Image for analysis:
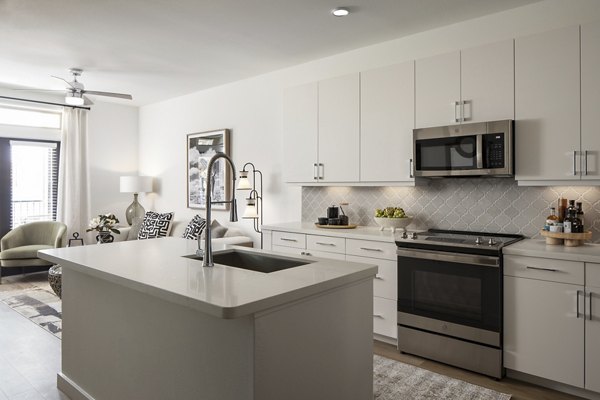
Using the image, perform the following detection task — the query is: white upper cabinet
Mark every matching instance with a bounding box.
[515,25,581,181]
[318,73,360,182]
[282,82,318,182]
[461,39,514,123]
[415,51,461,128]
[416,40,514,129]
[581,21,600,180]
[360,62,415,182]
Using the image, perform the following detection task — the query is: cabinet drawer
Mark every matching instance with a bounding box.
[346,239,397,260]
[272,245,304,256]
[304,249,346,261]
[504,255,584,285]
[306,234,345,254]
[347,255,396,300]
[272,231,306,249]
[373,297,397,339]
[587,263,600,288]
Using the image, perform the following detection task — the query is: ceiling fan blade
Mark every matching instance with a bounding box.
[83,95,94,106]
[51,75,75,89]
[12,89,65,92]
[84,90,132,100]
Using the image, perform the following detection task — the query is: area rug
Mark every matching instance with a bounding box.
[1,287,62,339]
[374,355,511,400]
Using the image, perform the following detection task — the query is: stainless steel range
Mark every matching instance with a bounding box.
[395,229,523,378]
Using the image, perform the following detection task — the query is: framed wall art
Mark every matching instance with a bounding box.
[186,129,230,210]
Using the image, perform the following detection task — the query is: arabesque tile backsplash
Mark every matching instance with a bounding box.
[302,179,600,242]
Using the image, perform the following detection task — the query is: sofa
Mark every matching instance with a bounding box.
[113,220,254,247]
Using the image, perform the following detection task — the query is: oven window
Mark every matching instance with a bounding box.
[416,136,476,170]
[414,271,482,321]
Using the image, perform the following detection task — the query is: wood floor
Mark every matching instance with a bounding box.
[374,340,583,400]
[0,272,586,400]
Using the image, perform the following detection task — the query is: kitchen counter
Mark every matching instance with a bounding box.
[504,238,600,263]
[38,238,376,400]
[262,221,412,243]
[39,237,376,319]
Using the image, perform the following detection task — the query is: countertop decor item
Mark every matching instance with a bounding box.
[86,214,120,244]
[540,229,592,247]
[67,232,84,247]
[315,224,357,229]
[187,129,231,210]
[120,176,153,225]
[374,217,413,233]
[237,162,264,248]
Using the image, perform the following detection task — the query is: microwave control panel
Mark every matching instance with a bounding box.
[483,133,505,169]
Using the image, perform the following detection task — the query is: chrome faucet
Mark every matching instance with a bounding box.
[196,152,238,267]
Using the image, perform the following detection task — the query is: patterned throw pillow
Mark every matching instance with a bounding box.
[182,215,207,240]
[137,211,174,240]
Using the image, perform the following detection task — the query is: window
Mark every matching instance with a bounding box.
[0,139,60,236]
[10,141,59,228]
[0,105,62,129]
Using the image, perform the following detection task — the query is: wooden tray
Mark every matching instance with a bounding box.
[540,230,592,247]
[315,224,357,229]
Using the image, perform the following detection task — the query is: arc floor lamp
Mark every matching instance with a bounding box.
[237,163,263,248]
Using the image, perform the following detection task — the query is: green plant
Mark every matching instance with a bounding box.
[375,207,406,218]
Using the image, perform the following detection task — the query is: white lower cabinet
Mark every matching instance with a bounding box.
[268,229,398,342]
[504,275,585,387]
[586,263,600,392]
[503,254,600,392]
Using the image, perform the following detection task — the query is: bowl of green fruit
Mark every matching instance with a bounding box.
[374,207,413,232]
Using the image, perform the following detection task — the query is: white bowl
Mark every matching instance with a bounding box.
[374,217,413,232]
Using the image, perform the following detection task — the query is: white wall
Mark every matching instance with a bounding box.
[139,0,600,246]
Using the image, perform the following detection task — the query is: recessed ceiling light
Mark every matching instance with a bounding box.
[331,7,350,17]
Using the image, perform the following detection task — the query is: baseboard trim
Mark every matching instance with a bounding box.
[374,333,397,346]
[506,369,600,400]
[57,372,96,400]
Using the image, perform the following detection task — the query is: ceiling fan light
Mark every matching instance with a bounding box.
[65,94,84,106]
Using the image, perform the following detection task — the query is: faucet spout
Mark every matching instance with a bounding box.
[197,152,237,267]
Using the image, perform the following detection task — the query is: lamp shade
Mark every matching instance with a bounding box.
[120,176,153,193]
[243,198,259,219]
[237,171,252,190]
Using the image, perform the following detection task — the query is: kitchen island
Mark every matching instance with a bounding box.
[39,238,377,400]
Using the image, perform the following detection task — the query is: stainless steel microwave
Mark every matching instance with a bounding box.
[413,120,514,177]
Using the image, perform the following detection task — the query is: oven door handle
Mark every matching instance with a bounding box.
[396,248,499,267]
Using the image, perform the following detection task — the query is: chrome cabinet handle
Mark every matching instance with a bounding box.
[318,163,324,180]
[577,290,582,319]
[453,101,460,123]
[574,150,578,176]
[313,163,318,180]
[585,150,589,176]
[374,275,383,280]
[360,247,383,252]
[526,266,558,272]
[409,159,414,179]
[462,100,470,122]
[280,238,297,242]
[589,292,593,321]
[373,314,384,319]
[301,251,312,256]
[315,242,336,246]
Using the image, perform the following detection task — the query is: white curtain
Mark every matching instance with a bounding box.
[57,108,91,241]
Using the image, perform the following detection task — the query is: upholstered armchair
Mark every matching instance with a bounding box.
[0,221,67,284]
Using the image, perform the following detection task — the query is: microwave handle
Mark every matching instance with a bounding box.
[476,135,483,169]
[409,159,414,178]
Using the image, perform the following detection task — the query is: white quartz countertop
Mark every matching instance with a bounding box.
[504,239,600,263]
[39,238,377,319]
[262,221,410,243]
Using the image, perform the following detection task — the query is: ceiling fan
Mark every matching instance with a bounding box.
[52,68,133,106]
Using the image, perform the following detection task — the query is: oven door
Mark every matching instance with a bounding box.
[397,248,501,341]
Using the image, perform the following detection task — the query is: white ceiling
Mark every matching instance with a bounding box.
[0,0,540,106]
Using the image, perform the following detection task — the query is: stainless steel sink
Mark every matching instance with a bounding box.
[183,249,312,273]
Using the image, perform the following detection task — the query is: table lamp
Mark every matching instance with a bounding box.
[120,176,153,225]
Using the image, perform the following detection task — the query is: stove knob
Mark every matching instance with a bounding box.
[401,231,408,239]
[411,232,418,240]
[475,237,483,245]
[488,238,497,246]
